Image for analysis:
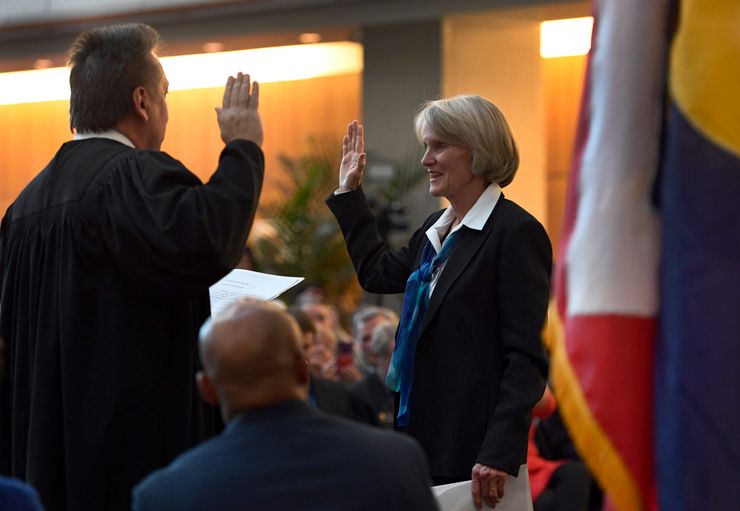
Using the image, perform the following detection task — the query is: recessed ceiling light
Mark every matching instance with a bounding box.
[201,42,224,53]
[299,33,321,44]
[540,17,594,58]
[33,59,54,69]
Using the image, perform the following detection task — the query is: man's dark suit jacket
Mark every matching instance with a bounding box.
[327,188,551,479]
[132,400,439,511]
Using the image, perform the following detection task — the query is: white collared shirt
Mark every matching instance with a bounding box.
[73,130,135,149]
[424,183,502,295]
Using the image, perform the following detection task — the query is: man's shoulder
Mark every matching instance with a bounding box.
[310,416,435,505]
[133,410,435,511]
[315,410,420,453]
[132,432,228,506]
[5,140,130,221]
[62,138,197,182]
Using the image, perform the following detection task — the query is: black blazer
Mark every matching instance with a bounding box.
[132,401,439,511]
[327,188,551,478]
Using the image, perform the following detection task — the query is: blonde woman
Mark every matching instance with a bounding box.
[328,95,551,509]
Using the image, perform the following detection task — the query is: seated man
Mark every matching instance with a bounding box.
[287,306,354,419]
[132,299,438,511]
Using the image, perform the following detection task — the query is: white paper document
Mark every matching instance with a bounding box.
[209,269,304,317]
[432,465,532,511]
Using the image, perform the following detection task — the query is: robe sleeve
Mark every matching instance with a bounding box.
[88,139,264,296]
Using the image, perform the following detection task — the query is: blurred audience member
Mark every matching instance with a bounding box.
[327,304,353,345]
[235,246,257,271]
[288,306,330,377]
[288,307,353,420]
[528,387,591,511]
[299,302,338,352]
[293,285,326,307]
[299,301,333,338]
[297,297,361,383]
[352,306,399,373]
[350,323,396,428]
[133,299,439,511]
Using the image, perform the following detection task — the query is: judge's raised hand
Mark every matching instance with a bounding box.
[337,120,366,192]
[216,72,264,146]
[471,463,508,509]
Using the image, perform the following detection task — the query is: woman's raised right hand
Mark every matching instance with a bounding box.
[337,120,366,192]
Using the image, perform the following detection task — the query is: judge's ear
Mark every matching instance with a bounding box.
[131,86,149,122]
[196,371,219,406]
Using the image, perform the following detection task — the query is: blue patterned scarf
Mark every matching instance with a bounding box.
[386,230,460,427]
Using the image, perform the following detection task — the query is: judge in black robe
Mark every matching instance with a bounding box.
[0,136,263,510]
[0,25,266,509]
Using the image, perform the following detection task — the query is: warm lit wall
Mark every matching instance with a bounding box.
[0,100,71,215]
[443,13,548,226]
[542,55,587,253]
[163,73,361,206]
[0,72,360,216]
[442,8,587,254]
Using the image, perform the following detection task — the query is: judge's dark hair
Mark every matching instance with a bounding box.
[68,23,160,133]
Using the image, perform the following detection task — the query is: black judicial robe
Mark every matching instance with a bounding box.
[0,137,264,511]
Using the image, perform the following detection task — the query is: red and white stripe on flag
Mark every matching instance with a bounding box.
[549,0,668,510]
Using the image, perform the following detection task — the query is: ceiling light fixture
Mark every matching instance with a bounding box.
[540,17,594,58]
[0,41,363,106]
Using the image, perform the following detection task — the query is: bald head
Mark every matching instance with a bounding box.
[198,299,308,420]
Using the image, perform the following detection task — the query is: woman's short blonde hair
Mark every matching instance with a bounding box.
[414,95,519,187]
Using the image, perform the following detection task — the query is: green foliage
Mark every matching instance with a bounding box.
[252,137,359,310]
[375,151,427,205]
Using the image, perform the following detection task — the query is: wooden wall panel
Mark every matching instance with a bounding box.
[0,72,360,216]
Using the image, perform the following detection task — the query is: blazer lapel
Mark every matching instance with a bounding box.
[418,221,492,339]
